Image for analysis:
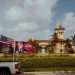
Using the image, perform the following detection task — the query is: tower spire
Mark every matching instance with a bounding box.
[54,20,65,39]
[56,20,62,29]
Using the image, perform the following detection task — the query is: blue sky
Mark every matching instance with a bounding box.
[55,0,75,20]
[0,0,75,41]
[56,0,75,38]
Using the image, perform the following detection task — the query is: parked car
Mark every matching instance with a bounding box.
[0,61,21,75]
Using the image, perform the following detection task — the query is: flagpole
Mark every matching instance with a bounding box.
[18,42,20,53]
[13,40,15,62]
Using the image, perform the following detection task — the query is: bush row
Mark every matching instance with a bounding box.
[1,55,75,71]
[20,57,75,68]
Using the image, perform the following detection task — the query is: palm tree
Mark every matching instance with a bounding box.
[52,32,58,40]
[65,38,74,53]
[71,34,75,46]
[31,40,39,53]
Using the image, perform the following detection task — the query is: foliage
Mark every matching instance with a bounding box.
[71,34,75,45]
[1,55,75,71]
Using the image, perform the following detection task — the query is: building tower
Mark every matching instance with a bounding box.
[54,24,65,53]
[55,25,65,39]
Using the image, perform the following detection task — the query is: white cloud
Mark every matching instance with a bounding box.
[15,22,39,31]
[1,0,58,40]
[62,12,75,38]
[31,29,51,40]
[24,0,58,21]
[0,25,3,32]
[22,29,52,41]
[5,6,24,21]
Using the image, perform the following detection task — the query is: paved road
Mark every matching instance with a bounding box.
[22,71,75,75]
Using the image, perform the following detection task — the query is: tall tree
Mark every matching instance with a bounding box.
[71,34,75,46]
[65,38,74,53]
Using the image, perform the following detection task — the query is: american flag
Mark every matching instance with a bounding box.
[18,41,23,52]
[0,35,15,47]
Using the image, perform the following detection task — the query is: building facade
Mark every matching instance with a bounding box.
[0,25,74,54]
[29,24,74,54]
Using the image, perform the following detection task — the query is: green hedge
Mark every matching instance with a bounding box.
[0,55,75,71]
[21,57,75,68]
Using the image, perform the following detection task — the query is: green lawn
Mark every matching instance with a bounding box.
[0,54,75,71]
